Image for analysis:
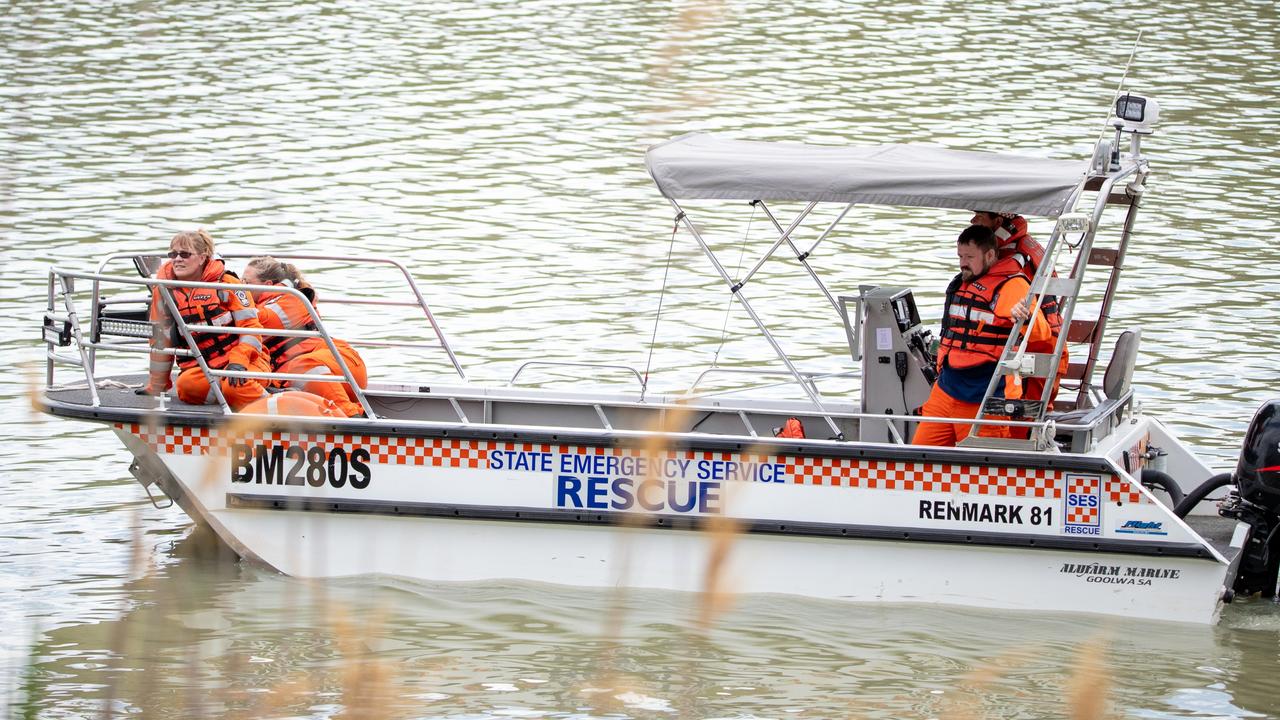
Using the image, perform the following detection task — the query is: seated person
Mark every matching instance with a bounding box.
[139,229,270,409]
[242,256,369,418]
[911,224,1050,447]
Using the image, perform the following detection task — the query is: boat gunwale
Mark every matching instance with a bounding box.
[43,391,1127,474]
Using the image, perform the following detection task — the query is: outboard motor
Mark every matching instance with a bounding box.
[1220,400,1280,599]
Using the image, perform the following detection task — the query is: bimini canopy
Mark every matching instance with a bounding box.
[645,133,1089,218]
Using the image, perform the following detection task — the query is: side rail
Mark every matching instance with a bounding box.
[92,252,468,382]
[43,269,376,418]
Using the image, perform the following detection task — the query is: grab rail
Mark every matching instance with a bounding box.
[45,270,376,417]
[93,252,467,381]
[507,361,646,390]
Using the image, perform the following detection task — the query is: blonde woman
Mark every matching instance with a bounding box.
[139,229,270,409]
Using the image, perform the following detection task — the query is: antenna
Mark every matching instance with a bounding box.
[1091,31,1143,174]
[1098,30,1143,139]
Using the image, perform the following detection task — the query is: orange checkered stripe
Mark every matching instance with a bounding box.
[530,444,773,464]
[113,424,1149,502]
[1066,475,1100,525]
[119,423,218,455]
[115,423,486,469]
[787,457,1063,498]
[1104,476,1144,504]
[785,457,1148,504]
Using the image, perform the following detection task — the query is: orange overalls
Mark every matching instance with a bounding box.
[255,288,368,417]
[997,216,1068,411]
[911,257,1051,447]
[146,259,270,410]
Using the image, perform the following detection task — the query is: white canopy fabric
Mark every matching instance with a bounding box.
[645,133,1089,218]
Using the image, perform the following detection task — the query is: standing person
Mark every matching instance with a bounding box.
[242,256,369,418]
[911,225,1051,447]
[138,229,270,409]
[970,210,1068,410]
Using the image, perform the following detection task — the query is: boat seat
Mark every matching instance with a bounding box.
[133,254,165,277]
[1050,328,1140,451]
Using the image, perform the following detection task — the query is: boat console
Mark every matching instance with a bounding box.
[842,287,935,442]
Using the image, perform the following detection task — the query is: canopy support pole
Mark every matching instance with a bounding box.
[734,201,818,291]
[756,201,853,318]
[665,198,845,440]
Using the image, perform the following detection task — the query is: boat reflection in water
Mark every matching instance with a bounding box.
[14,525,1277,718]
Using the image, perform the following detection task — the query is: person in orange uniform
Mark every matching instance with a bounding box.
[970,210,1068,410]
[137,229,270,409]
[911,225,1051,447]
[242,256,369,418]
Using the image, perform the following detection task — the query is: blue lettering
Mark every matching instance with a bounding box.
[1067,493,1098,508]
[699,481,721,513]
[491,450,553,472]
[668,481,697,512]
[586,476,608,509]
[557,475,583,508]
[611,477,635,510]
[638,479,665,511]
[556,474,726,515]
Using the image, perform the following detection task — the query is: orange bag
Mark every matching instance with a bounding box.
[775,417,806,439]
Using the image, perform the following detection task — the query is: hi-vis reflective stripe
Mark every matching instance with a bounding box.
[231,308,258,321]
[239,336,263,350]
[948,307,995,324]
[262,303,291,329]
[112,423,1149,505]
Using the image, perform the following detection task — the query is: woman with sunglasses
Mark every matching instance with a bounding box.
[242,256,369,417]
[138,229,272,409]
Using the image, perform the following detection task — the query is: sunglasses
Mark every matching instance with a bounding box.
[167,250,197,259]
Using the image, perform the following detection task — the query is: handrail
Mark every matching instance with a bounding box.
[92,251,467,381]
[684,366,857,396]
[45,269,376,417]
[508,361,646,390]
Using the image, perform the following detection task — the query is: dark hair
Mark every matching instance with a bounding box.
[957,224,997,252]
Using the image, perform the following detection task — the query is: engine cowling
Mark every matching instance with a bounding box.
[1235,399,1280,514]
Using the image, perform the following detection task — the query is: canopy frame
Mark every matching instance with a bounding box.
[646,133,1142,447]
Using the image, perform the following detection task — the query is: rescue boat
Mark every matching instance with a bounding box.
[38,93,1280,624]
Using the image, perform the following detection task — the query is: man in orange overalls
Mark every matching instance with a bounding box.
[911,225,1051,447]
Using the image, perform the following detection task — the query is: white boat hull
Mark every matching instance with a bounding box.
[112,418,1231,624]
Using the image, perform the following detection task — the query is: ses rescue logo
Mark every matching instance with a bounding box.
[1063,473,1102,535]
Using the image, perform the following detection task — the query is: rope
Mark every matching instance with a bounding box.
[711,202,756,367]
[1093,30,1143,146]
[641,213,683,401]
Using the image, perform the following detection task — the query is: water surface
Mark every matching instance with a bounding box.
[3,1,1279,717]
